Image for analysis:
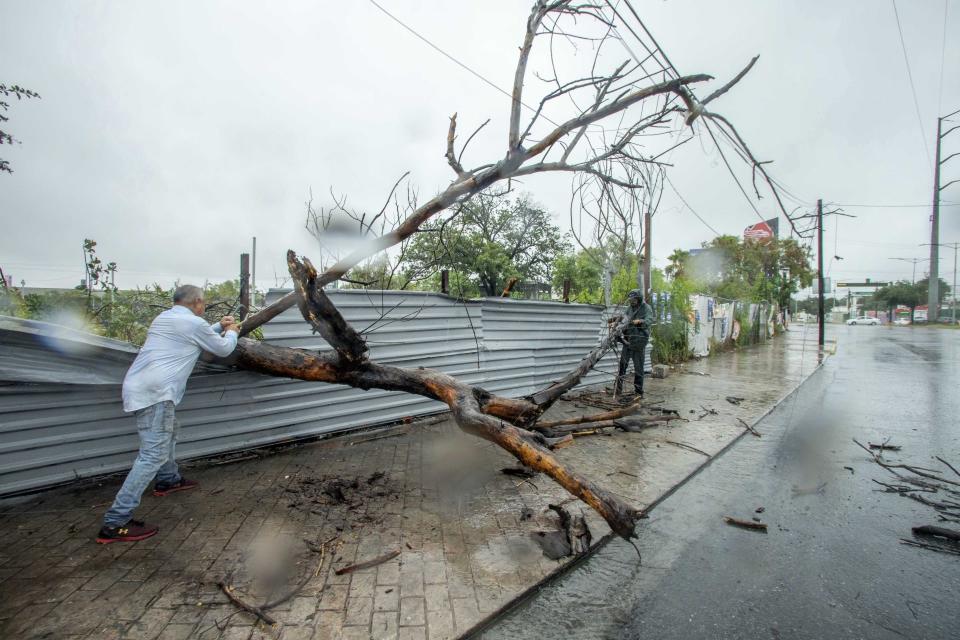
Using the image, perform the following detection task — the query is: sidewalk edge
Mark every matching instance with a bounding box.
[460,358,825,639]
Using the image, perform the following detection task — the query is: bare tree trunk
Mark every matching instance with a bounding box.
[220,0,765,539]
[233,253,640,538]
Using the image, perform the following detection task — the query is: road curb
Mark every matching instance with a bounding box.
[461,355,827,639]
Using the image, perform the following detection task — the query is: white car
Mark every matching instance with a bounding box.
[893,318,911,326]
[846,316,880,326]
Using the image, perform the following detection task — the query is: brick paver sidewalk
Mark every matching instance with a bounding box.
[0,330,820,639]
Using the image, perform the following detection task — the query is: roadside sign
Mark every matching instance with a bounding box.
[836,281,888,288]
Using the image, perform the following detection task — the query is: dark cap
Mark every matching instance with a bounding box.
[627,289,643,299]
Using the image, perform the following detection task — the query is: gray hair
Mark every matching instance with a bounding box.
[173,284,204,305]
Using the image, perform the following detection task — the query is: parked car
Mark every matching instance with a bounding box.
[893,318,911,326]
[846,316,880,326]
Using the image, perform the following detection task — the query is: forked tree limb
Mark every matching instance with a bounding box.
[229,0,765,539]
[237,74,715,338]
[524,313,630,413]
[234,253,642,539]
[287,251,368,367]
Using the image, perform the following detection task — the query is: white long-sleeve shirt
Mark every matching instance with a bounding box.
[121,305,238,412]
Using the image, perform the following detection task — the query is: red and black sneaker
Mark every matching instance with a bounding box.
[96,519,158,544]
[153,477,199,497]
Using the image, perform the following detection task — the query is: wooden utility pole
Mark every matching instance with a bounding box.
[817,198,825,351]
[643,210,652,300]
[239,253,251,320]
[440,269,449,295]
[928,108,960,320]
[251,237,257,308]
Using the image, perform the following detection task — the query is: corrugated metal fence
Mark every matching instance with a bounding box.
[0,291,624,496]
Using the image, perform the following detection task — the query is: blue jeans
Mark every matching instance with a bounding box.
[103,401,182,527]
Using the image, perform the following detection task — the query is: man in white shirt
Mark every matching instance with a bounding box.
[97,284,239,543]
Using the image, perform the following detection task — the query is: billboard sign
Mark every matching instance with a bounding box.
[744,217,779,242]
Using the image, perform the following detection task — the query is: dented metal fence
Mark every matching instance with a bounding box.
[0,291,619,496]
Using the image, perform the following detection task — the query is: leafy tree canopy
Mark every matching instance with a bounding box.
[403,192,569,297]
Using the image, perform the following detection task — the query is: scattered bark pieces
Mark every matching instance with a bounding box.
[532,504,593,559]
[725,396,745,406]
[755,506,765,513]
[723,516,768,533]
[217,582,277,626]
[549,503,592,555]
[334,549,400,576]
[547,435,575,449]
[869,443,902,451]
[843,466,855,474]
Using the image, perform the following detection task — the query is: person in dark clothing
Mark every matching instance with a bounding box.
[615,289,653,397]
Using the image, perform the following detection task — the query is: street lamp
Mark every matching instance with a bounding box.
[921,242,959,324]
[888,257,929,284]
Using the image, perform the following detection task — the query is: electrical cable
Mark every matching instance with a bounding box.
[366,0,562,129]
[938,0,950,112]
[664,174,722,236]
[891,0,934,168]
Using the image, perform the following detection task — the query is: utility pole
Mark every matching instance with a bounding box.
[923,242,959,324]
[888,257,927,284]
[251,237,257,308]
[928,108,960,321]
[817,198,825,351]
[239,253,251,320]
[643,210,652,301]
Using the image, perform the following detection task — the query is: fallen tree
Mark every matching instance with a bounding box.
[229,0,761,539]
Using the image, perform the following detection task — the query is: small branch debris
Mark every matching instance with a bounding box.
[899,538,960,556]
[723,516,768,533]
[725,396,745,406]
[869,442,902,452]
[911,525,960,542]
[501,466,537,479]
[217,582,277,626]
[663,440,711,458]
[736,417,761,437]
[334,550,400,576]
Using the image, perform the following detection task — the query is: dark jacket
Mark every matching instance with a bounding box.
[622,301,653,348]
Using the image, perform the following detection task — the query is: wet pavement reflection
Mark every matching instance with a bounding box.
[477,325,960,640]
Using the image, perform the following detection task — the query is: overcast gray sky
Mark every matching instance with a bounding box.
[1,0,958,298]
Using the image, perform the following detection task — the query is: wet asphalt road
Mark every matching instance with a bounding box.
[478,325,960,640]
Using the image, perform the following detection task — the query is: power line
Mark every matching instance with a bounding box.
[830,201,959,208]
[664,174,721,236]
[938,0,950,112]
[891,0,933,168]
[365,0,561,128]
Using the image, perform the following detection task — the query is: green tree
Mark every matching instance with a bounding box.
[404,192,569,297]
[675,235,813,306]
[1,84,41,174]
[875,278,950,320]
[551,248,604,303]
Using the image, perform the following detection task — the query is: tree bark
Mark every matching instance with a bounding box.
[232,253,641,539]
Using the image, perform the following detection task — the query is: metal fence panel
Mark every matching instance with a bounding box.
[0,291,621,496]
